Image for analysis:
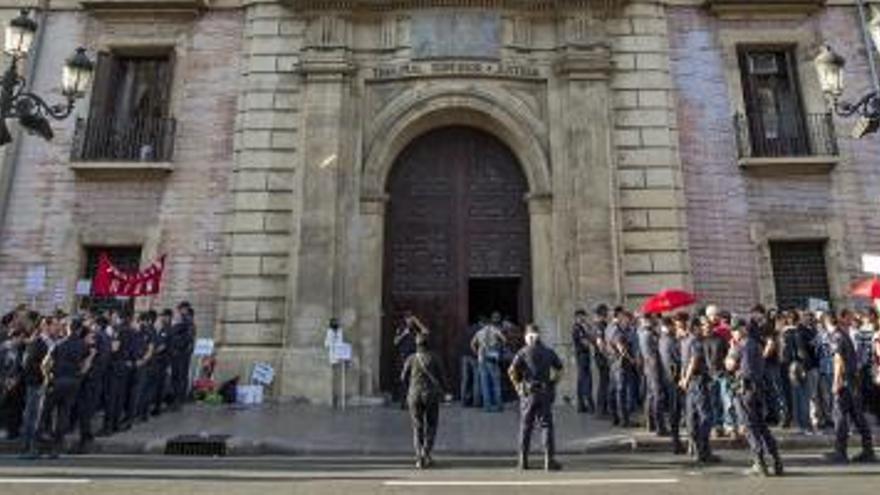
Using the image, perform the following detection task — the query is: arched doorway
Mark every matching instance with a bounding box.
[380,126,532,394]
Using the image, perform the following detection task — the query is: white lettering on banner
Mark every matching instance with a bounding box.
[369,61,543,81]
[863,254,880,274]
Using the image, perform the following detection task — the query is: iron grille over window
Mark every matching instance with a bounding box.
[769,240,831,310]
[735,46,837,159]
[71,51,175,162]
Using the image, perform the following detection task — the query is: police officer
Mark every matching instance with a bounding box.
[126,312,155,425]
[148,309,172,416]
[508,324,563,471]
[0,326,26,440]
[726,319,783,476]
[609,307,636,427]
[74,317,109,452]
[592,305,611,417]
[40,318,94,458]
[679,318,720,465]
[639,313,666,435]
[823,312,876,464]
[400,333,447,469]
[169,302,195,411]
[100,312,133,435]
[659,315,685,454]
[571,309,595,414]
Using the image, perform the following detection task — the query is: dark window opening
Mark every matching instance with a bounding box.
[80,245,142,315]
[769,240,831,311]
[72,50,176,162]
[735,46,835,159]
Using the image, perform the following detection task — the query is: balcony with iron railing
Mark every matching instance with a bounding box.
[70,115,176,174]
[733,112,839,173]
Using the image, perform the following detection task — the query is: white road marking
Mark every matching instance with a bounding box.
[383,478,680,487]
[0,478,92,484]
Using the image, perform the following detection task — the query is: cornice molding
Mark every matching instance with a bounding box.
[287,0,627,15]
[79,0,209,18]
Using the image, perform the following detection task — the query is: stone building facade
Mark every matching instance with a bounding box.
[0,0,875,403]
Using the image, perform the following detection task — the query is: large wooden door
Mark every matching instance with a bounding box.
[381,126,531,393]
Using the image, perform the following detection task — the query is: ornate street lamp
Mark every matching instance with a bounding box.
[813,2,880,138]
[0,10,94,145]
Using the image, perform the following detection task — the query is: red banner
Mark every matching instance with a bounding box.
[92,253,166,297]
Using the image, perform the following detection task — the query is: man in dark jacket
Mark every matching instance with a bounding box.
[169,302,195,411]
[0,327,26,440]
[400,333,447,469]
[39,318,94,458]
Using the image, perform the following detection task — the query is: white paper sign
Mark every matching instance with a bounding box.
[808,298,830,312]
[331,342,353,362]
[193,338,214,357]
[863,254,880,274]
[251,362,275,386]
[25,265,46,295]
[75,279,92,296]
[52,279,67,307]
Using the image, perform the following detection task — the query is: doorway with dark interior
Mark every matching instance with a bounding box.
[468,276,524,401]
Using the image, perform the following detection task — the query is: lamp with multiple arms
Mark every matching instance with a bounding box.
[813,6,880,138]
[0,9,94,145]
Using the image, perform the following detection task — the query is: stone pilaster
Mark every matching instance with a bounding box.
[217,1,304,392]
[279,12,355,402]
[610,0,692,305]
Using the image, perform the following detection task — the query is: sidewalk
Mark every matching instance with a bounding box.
[5,402,875,456]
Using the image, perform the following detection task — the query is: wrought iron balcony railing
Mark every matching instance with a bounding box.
[734,112,838,159]
[71,116,176,162]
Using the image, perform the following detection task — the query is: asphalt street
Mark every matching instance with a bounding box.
[0,450,877,494]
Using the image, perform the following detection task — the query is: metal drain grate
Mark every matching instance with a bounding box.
[164,435,229,456]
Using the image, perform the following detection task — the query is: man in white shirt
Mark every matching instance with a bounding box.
[324,318,344,407]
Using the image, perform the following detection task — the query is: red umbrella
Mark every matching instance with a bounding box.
[852,277,880,300]
[641,289,698,314]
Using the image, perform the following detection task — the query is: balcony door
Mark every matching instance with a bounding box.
[739,47,808,157]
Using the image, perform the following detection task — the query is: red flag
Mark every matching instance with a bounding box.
[640,289,698,314]
[92,253,166,297]
[852,277,880,300]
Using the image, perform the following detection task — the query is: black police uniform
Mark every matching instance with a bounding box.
[169,316,195,409]
[829,328,875,461]
[659,329,684,453]
[0,337,25,438]
[42,336,89,456]
[730,328,782,474]
[75,329,109,447]
[509,339,563,470]
[609,322,634,426]
[571,322,595,413]
[127,324,154,422]
[400,345,447,467]
[103,325,132,433]
[148,322,171,415]
[593,319,611,417]
[681,332,714,462]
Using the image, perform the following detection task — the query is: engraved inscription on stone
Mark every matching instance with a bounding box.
[411,12,501,60]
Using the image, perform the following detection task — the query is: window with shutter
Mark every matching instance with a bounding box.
[769,240,831,311]
[738,46,809,157]
[75,49,176,163]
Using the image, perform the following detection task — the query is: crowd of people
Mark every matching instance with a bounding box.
[394,302,880,472]
[0,301,196,458]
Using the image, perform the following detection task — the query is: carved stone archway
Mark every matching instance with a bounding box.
[354,86,555,395]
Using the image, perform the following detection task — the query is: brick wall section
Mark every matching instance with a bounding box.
[218,3,303,346]
[667,8,756,310]
[611,0,692,304]
[0,10,242,333]
[670,6,880,310]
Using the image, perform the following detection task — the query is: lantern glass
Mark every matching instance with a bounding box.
[4,10,36,56]
[814,45,845,98]
[61,48,94,98]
